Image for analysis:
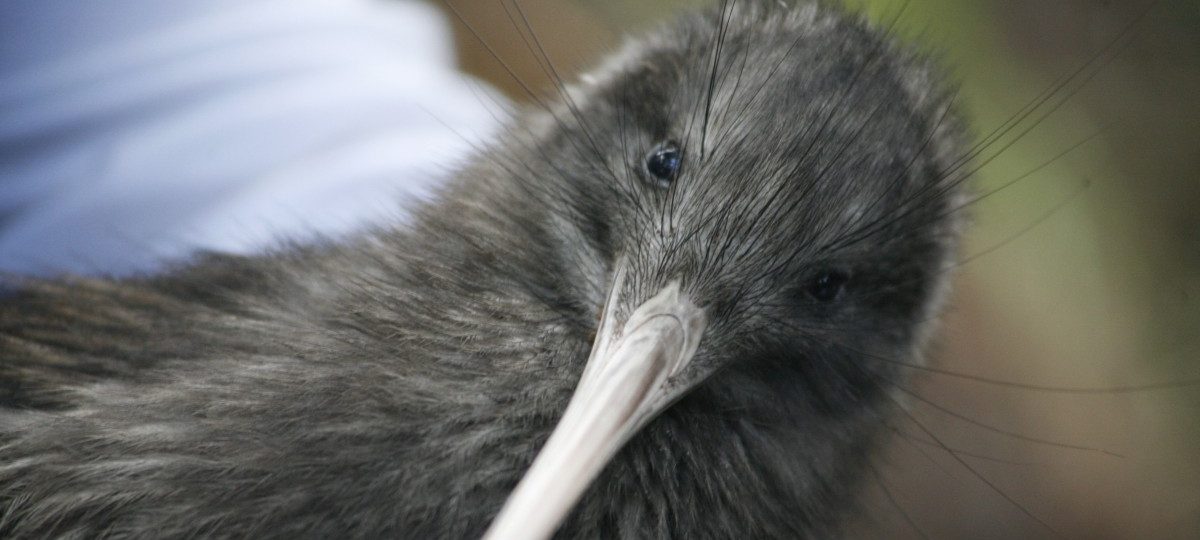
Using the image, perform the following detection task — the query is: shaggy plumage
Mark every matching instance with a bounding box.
[0,1,967,537]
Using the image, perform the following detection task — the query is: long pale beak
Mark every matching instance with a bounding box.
[482,273,707,540]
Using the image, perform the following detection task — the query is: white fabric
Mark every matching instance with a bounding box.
[0,0,506,276]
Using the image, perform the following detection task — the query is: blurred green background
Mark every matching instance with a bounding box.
[438,0,1200,537]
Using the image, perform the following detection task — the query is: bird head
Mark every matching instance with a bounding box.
[481,3,966,537]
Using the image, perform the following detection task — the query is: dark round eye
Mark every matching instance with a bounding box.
[644,142,682,188]
[806,270,850,303]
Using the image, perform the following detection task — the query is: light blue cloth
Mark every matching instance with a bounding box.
[0,0,505,276]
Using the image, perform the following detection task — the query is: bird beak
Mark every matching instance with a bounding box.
[483,268,708,540]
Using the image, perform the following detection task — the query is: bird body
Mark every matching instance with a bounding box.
[0,2,966,537]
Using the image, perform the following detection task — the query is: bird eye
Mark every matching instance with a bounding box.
[806,270,850,303]
[644,141,682,188]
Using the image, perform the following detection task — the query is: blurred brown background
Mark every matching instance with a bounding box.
[437,0,1200,537]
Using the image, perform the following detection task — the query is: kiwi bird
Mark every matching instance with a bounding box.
[0,1,967,538]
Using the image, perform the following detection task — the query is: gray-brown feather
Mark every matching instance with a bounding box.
[0,2,967,538]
